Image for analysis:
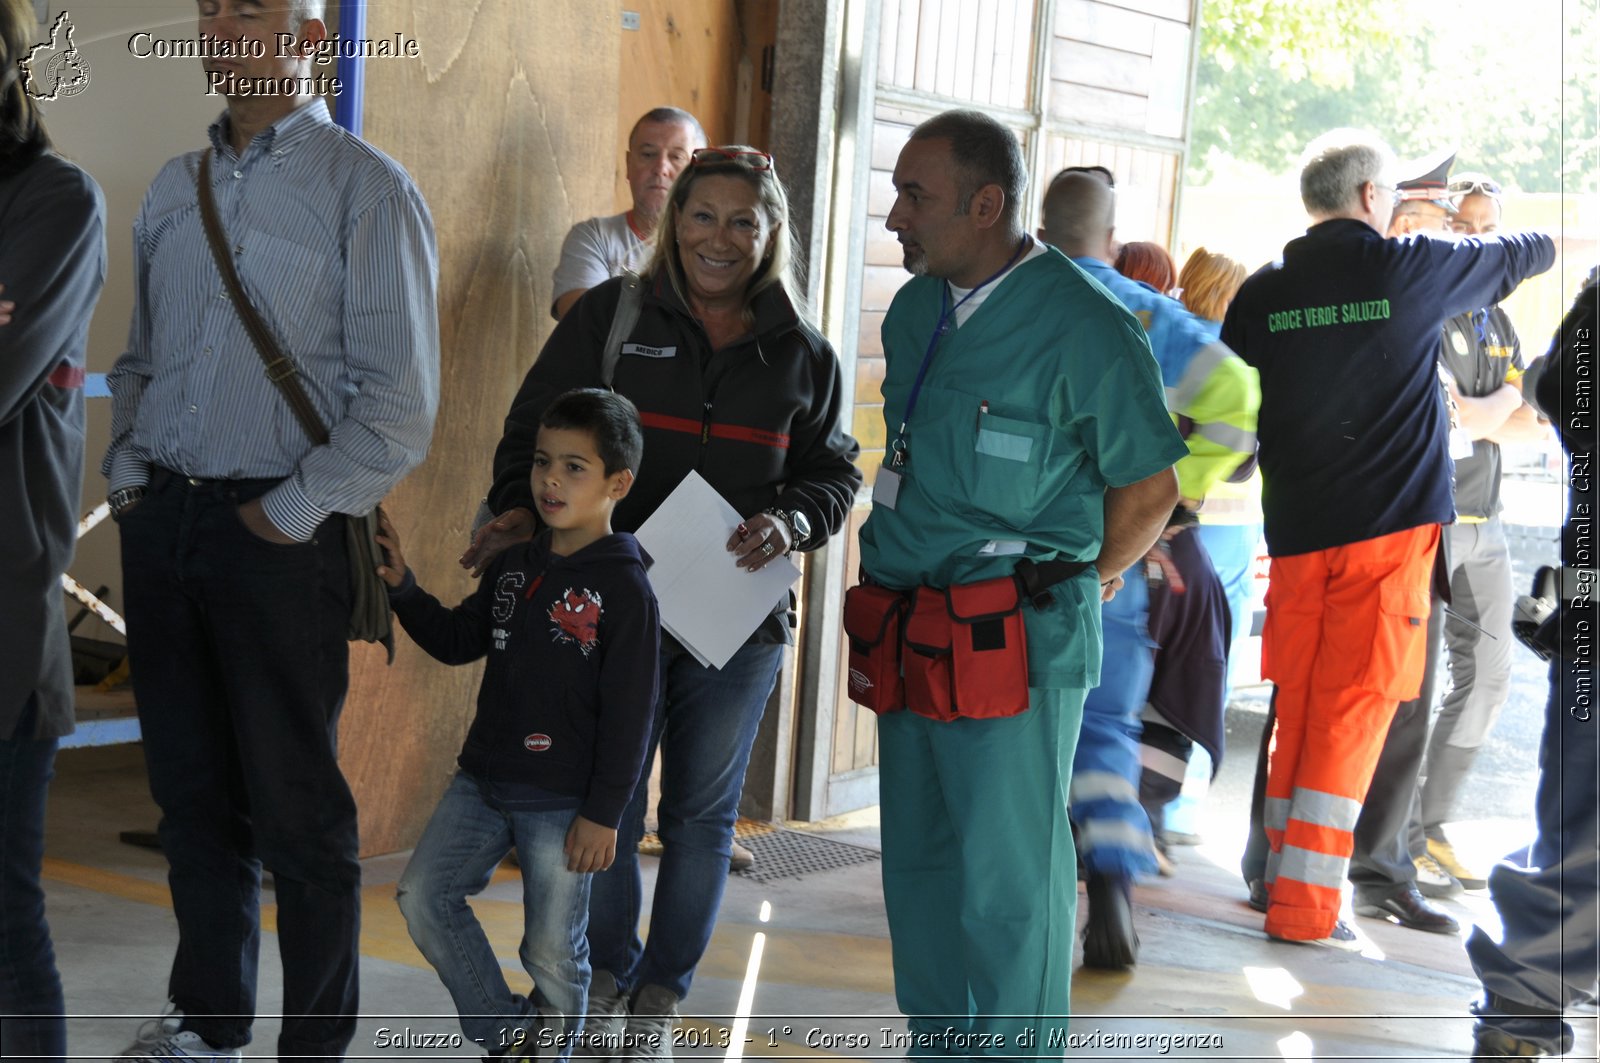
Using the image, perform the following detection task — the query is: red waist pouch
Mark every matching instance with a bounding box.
[945,575,1030,718]
[842,583,908,715]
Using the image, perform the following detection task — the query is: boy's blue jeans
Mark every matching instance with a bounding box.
[398,772,592,1058]
[586,641,785,1000]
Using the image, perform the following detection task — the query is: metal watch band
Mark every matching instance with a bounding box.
[108,486,146,518]
[763,507,802,554]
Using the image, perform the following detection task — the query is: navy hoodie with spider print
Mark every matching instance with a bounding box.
[388,530,659,828]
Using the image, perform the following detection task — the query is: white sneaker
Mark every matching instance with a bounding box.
[577,971,628,1057]
[114,1030,241,1063]
[624,985,679,1061]
[116,1006,183,1058]
[1414,853,1465,899]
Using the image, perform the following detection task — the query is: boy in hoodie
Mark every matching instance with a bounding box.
[381,388,660,1058]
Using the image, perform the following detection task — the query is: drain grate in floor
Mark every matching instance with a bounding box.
[639,823,880,884]
[733,827,880,884]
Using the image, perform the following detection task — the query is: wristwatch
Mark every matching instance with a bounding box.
[108,485,146,520]
[764,507,812,554]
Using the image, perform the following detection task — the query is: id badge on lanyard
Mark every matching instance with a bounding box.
[875,238,1029,512]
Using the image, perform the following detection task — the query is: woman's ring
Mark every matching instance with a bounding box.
[760,541,776,558]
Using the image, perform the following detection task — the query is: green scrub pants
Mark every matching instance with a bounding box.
[878,686,1085,1060]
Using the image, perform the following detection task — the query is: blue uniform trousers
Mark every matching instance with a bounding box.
[1069,569,1158,878]
[1466,654,1598,1053]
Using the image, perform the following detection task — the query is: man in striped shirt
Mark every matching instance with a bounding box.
[102,2,439,1060]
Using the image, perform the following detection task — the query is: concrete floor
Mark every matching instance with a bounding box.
[40,741,1599,1061]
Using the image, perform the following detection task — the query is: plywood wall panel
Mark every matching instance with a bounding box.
[614,0,778,209]
[343,0,621,856]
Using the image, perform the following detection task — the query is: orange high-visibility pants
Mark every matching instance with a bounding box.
[1259,523,1440,940]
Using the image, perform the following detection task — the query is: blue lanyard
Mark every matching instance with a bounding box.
[889,237,1030,468]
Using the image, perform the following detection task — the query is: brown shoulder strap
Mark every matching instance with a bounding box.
[195,150,330,447]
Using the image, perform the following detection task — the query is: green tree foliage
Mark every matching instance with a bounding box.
[1197,0,1391,88]
[1189,0,1596,194]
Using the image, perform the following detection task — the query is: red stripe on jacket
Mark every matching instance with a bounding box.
[638,410,790,450]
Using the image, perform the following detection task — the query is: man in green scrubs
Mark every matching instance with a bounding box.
[859,109,1184,1058]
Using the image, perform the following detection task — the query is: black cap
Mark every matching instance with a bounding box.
[1397,149,1458,213]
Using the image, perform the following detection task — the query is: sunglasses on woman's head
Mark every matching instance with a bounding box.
[691,148,773,171]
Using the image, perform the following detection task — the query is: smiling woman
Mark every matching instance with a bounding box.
[649,146,795,340]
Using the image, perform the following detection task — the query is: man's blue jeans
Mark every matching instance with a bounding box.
[586,641,784,1000]
[398,772,591,1057]
[1,696,64,1063]
[118,472,360,1060]
[1466,653,1599,1053]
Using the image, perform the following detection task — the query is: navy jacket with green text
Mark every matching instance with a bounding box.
[1221,219,1553,557]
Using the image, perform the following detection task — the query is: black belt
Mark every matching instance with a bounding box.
[863,555,1093,610]
[150,466,282,491]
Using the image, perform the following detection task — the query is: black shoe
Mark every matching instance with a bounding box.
[1081,874,1139,969]
[1472,1026,1550,1059]
[1246,878,1269,913]
[1353,885,1459,934]
[1470,993,1576,1059]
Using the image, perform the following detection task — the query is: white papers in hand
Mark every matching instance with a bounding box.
[633,471,800,670]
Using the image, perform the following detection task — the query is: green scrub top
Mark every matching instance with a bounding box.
[859,248,1187,689]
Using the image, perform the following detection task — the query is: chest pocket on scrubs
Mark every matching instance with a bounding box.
[959,396,1053,526]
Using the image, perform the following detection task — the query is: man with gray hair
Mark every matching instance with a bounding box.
[1220,129,1552,949]
[104,1,439,1058]
[549,106,703,320]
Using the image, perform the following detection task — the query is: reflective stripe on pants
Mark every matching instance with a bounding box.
[1259,523,1440,940]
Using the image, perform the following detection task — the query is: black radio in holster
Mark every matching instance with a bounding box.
[1513,566,1596,662]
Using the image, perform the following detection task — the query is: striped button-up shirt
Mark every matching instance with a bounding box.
[103,100,440,541]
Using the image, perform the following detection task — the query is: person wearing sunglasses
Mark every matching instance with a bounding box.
[550,107,704,322]
[467,145,860,1058]
[1404,171,1550,896]
[1219,129,1554,951]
